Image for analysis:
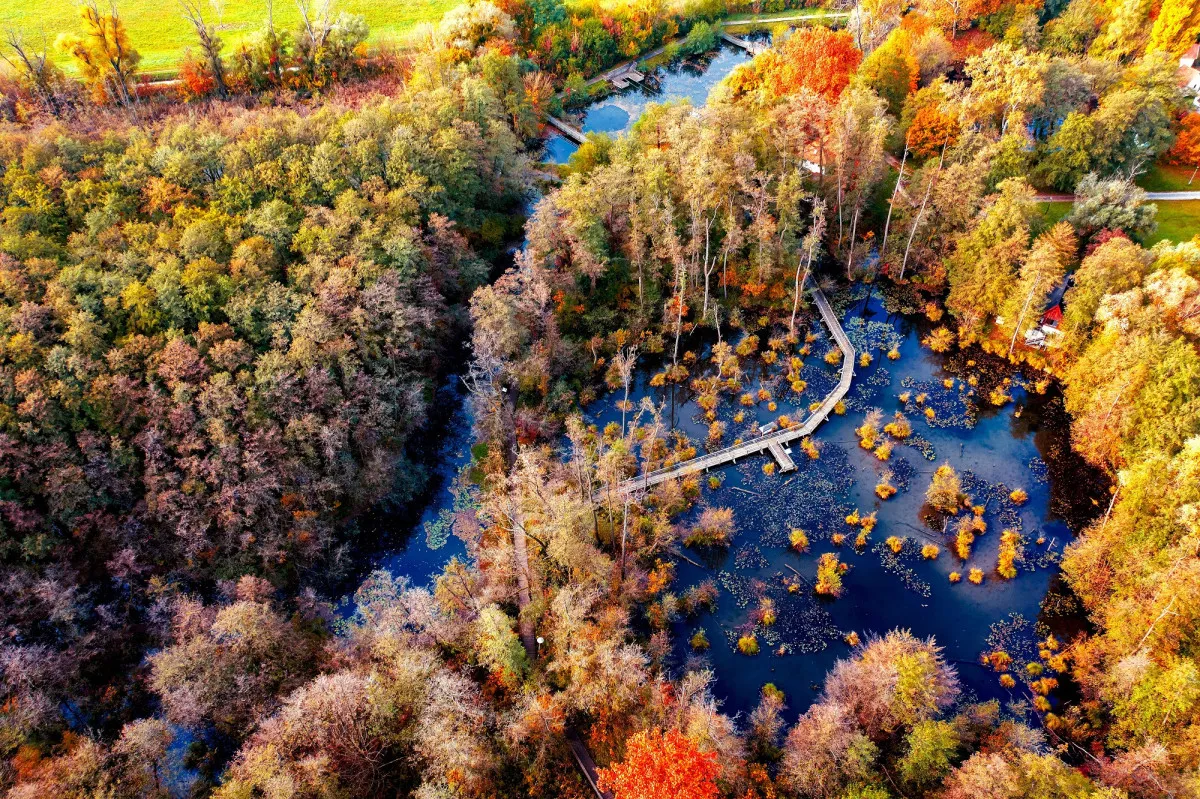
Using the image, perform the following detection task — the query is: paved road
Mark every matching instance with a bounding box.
[724,10,852,23]
[1035,191,1200,202]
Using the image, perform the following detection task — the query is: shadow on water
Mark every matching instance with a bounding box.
[582,285,1107,721]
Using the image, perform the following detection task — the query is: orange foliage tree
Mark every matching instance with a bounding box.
[738,27,862,104]
[906,104,960,158]
[597,729,720,799]
[1167,112,1200,183]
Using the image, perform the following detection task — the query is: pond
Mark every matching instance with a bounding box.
[543,40,758,163]
[581,285,1105,721]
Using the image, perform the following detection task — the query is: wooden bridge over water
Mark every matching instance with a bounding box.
[719,31,769,54]
[545,27,768,147]
[613,286,854,496]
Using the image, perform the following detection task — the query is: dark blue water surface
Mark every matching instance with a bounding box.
[581,287,1099,720]
[372,381,474,586]
[544,42,756,163]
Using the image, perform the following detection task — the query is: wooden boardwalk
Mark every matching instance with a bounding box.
[567,732,614,799]
[614,286,854,495]
[546,115,587,144]
[720,31,768,54]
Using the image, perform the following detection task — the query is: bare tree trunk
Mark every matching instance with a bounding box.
[671,262,686,366]
[619,496,631,580]
[900,141,948,280]
[790,254,812,337]
[1007,280,1039,358]
[510,518,538,659]
[846,206,859,279]
[701,220,713,321]
[837,168,845,243]
[182,0,229,99]
[880,145,907,262]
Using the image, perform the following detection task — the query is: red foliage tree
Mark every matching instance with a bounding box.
[597,729,720,799]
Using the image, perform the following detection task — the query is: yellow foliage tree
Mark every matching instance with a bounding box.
[1147,0,1200,57]
[56,0,140,106]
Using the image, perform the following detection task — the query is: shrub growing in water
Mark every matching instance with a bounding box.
[997,529,1022,579]
[815,553,846,597]
[685,507,737,548]
[926,464,962,512]
[790,528,810,552]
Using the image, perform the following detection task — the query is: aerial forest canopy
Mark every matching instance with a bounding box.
[0,40,529,780]
[3,0,1200,797]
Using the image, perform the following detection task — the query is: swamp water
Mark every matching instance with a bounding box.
[364,36,1103,723]
[582,285,1105,721]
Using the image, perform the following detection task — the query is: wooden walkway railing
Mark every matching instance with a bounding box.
[546,115,587,144]
[612,286,854,495]
[719,31,768,54]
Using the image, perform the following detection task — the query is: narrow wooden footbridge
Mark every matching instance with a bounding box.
[614,286,854,496]
[719,31,769,54]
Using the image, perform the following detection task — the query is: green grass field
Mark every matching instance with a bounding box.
[1038,200,1200,246]
[1136,163,1200,192]
[0,0,458,75]
[1146,199,1200,245]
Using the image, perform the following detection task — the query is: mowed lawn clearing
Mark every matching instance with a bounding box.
[0,0,458,75]
[1136,163,1200,192]
[1038,200,1200,246]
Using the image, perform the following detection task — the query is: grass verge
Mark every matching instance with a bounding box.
[0,0,457,75]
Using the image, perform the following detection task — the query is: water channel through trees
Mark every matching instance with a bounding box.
[364,38,1107,723]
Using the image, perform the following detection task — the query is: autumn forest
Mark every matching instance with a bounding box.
[2,0,1200,796]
